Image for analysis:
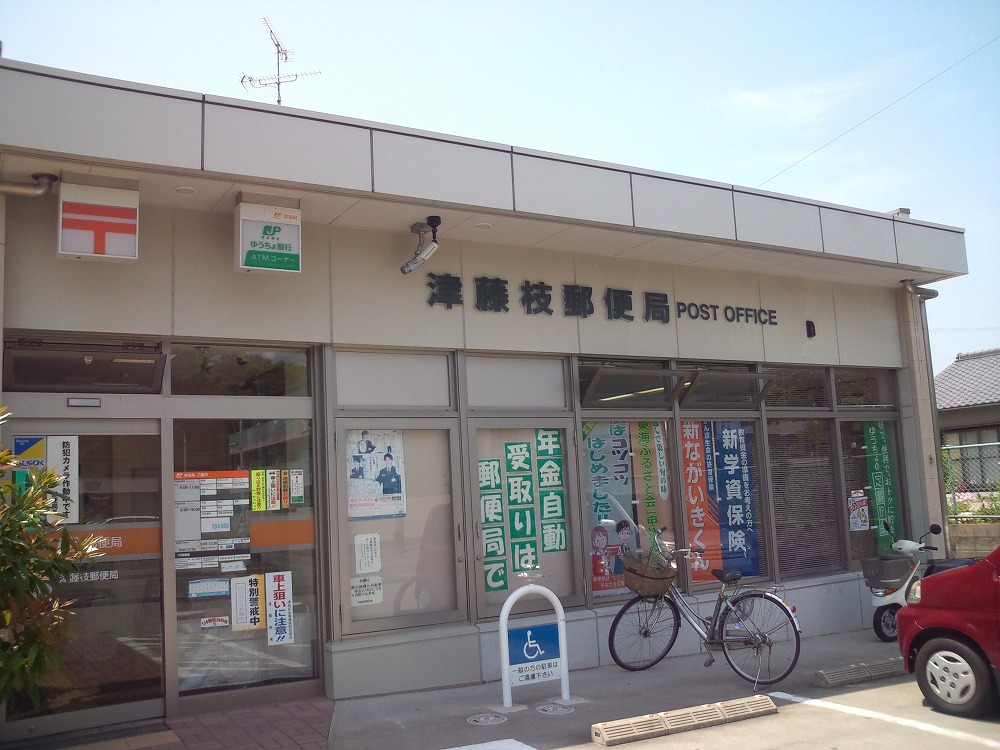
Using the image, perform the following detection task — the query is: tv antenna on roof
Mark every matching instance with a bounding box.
[240,18,320,106]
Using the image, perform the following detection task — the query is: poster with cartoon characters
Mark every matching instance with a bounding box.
[582,421,672,596]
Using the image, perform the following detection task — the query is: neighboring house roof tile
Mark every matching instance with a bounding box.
[935,348,1000,410]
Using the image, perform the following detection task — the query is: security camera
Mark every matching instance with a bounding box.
[400,256,424,275]
[416,240,438,261]
[401,216,442,274]
[400,240,439,274]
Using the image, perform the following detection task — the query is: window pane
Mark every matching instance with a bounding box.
[78,435,161,522]
[3,341,165,394]
[172,419,316,694]
[676,361,753,373]
[171,344,309,396]
[679,373,763,408]
[841,420,902,560]
[763,368,831,408]
[580,367,686,407]
[477,428,574,605]
[680,420,767,579]
[768,419,842,575]
[835,369,896,407]
[581,421,674,598]
[345,429,458,620]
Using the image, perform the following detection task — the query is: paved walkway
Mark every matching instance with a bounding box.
[21,697,335,750]
[8,629,906,750]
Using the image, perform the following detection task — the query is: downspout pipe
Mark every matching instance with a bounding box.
[0,173,59,198]
[901,279,939,300]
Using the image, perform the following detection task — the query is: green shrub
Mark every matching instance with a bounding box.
[0,408,101,707]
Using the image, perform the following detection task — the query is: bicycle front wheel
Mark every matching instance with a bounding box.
[721,591,800,685]
[609,595,680,671]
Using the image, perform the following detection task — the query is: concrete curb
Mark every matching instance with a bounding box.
[591,695,777,746]
[813,656,905,688]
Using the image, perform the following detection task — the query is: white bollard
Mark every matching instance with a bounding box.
[498,583,570,708]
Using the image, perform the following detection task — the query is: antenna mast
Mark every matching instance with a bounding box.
[240,18,320,106]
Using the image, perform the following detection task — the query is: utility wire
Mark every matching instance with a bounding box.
[757,34,1000,188]
[930,327,1000,333]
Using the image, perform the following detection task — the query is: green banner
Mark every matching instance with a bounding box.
[864,421,901,554]
[242,250,300,271]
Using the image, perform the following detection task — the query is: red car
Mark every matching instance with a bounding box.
[897,544,1000,717]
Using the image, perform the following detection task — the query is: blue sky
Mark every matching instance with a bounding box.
[2,0,997,374]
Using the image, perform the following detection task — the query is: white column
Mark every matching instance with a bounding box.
[896,285,947,536]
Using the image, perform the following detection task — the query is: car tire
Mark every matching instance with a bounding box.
[914,637,998,718]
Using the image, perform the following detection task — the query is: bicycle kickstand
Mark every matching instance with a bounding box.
[704,653,715,668]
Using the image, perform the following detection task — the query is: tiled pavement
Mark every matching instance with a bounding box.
[50,697,335,750]
[12,630,908,750]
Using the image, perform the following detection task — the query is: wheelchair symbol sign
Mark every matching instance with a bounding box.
[508,623,559,666]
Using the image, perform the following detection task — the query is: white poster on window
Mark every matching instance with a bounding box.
[265,571,295,645]
[347,429,406,520]
[351,575,384,606]
[355,533,382,574]
[231,574,266,631]
[848,490,871,532]
[45,436,79,523]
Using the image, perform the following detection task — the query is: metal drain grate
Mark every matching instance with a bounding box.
[591,695,777,746]
[536,702,575,715]
[466,712,509,725]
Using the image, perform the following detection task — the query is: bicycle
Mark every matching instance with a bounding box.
[608,527,802,686]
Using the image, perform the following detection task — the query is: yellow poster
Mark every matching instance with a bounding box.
[250,470,267,511]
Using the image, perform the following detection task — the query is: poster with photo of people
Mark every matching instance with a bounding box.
[347,429,406,520]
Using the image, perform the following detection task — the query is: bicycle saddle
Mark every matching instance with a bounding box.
[712,569,742,583]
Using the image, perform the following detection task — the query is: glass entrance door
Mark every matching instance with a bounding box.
[3,424,163,740]
[172,418,318,696]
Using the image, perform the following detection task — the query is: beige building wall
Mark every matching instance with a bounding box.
[3,195,905,368]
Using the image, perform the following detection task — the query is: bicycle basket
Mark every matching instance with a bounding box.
[861,555,913,589]
[622,548,677,597]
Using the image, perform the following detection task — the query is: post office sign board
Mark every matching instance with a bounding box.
[59,183,139,259]
[236,203,301,272]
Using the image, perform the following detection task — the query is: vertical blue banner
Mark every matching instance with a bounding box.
[714,421,760,576]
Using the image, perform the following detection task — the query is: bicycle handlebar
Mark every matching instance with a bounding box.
[644,526,702,562]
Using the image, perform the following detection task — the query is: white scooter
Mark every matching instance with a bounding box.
[863,522,941,642]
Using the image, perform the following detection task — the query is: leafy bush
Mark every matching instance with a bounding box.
[948,492,1000,523]
[0,409,101,707]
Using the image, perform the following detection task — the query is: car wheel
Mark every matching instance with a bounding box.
[872,604,900,642]
[914,637,998,718]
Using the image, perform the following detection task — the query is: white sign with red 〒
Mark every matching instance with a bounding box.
[59,183,139,259]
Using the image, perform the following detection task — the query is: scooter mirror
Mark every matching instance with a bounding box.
[929,523,942,534]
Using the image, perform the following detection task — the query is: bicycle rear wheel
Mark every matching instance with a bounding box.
[609,595,680,671]
[721,591,800,685]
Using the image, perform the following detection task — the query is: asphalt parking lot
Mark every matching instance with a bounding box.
[653,678,1000,750]
[329,630,1000,750]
